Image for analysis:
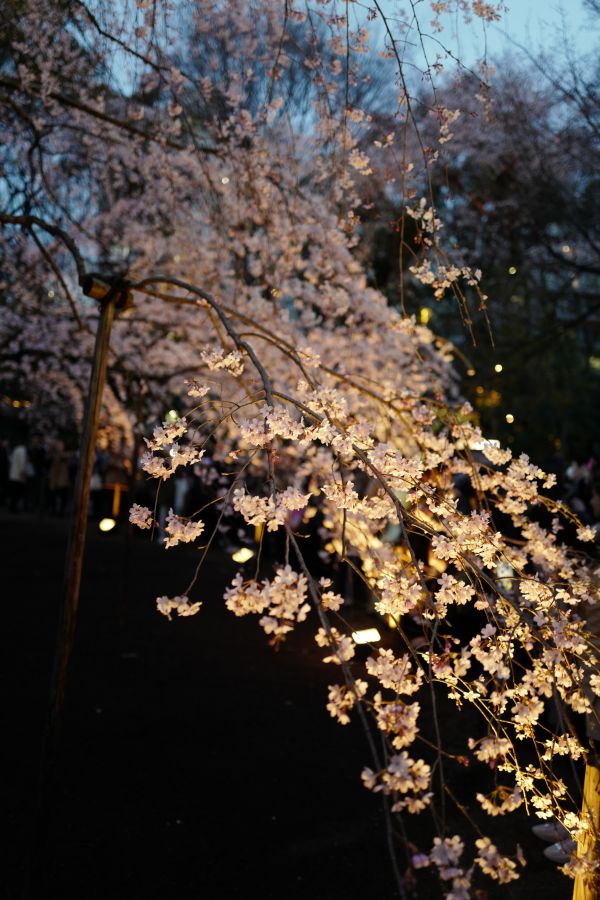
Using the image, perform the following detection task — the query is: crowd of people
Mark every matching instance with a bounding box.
[1,428,599,555]
[0,428,218,531]
[0,429,130,519]
[0,430,76,516]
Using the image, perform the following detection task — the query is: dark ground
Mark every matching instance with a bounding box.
[2,513,574,899]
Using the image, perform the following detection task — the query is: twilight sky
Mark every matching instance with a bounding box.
[366,0,598,67]
[460,0,598,63]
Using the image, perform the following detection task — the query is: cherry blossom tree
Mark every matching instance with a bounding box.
[2,2,600,898]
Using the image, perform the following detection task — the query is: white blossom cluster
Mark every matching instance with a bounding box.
[164,510,205,548]
[362,752,433,814]
[155,595,202,620]
[200,347,244,376]
[326,679,368,725]
[141,445,204,480]
[224,566,310,640]
[129,503,153,529]
[145,416,188,451]
[232,486,311,531]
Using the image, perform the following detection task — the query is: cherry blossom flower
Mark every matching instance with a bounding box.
[156,595,202,620]
[163,510,205,548]
[129,504,153,529]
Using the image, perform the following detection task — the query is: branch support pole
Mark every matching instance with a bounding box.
[573,754,600,900]
[27,275,130,895]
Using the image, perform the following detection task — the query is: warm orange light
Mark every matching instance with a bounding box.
[479,389,502,408]
[428,553,448,574]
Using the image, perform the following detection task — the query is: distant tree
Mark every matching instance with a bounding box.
[357,49,600,463]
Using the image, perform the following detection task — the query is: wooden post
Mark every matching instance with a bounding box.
[26,275,130,896]
[573,756,600,900]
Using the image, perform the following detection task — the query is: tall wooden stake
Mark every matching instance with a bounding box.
[26,276,129,897]
[573,756,600,900]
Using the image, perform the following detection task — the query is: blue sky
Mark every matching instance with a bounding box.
[366,1,599,67]
[455,0,598,63]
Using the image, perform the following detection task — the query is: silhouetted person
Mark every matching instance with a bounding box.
[47,438,70,515]
[8,434,29,512]
[0,438,9,507]
[26,432,47,512]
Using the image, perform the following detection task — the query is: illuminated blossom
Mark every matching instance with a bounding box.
[129,504,153,529]
[156,595,202,620]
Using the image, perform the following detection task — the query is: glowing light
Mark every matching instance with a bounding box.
[475,385,484,395]
[165,409,178,423]
[99,517,116,532]
[352,627,381,645]
[12,400,21,408]
[48,289,55,298]
[562,244,572,255]
[467,368,476,377]
[419,306,432,325]
[386,614,396,629]
[221,176,230,185]
[494,363,503,373]
[428,554,448,574]
[496,561,514,592]
[231,547,255,563]
[480,389,502,408]
[505,413,514,424]
[508,266,517,275]
[173,254,181,263]
[589,356,600,371]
